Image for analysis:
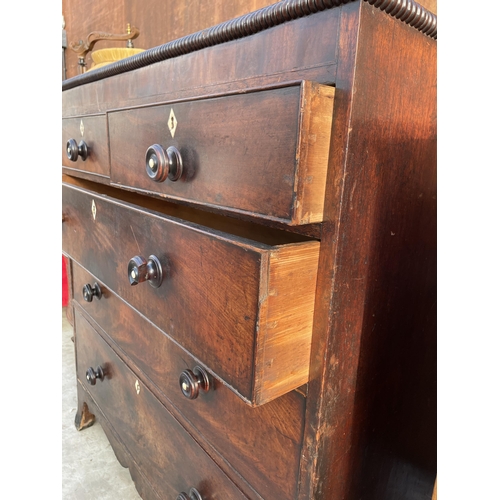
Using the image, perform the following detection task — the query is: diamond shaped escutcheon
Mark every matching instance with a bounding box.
[168,108,177,138]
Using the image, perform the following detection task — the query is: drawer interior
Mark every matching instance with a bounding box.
[63,174,315,246]
[63,175,320,405]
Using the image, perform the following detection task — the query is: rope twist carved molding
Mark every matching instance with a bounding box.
[62,0,436,91]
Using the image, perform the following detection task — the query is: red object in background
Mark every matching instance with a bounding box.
[62,255,69,307]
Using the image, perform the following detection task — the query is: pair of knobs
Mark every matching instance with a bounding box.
[82,280,211,400]
[65,138,183,184]
[84,361,210,401]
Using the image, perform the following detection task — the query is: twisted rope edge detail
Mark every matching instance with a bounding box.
[62,0,436,91]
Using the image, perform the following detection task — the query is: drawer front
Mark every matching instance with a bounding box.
[62,180,319,405]
[62,115,109,177]
[74,310,247,500]
[72,261,305,500]
[108,81,334,225]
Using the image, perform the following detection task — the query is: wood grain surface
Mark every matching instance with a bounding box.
[62,0,277,79]
[74,310,247,499]
[63,2,437,498]
[62,179,320,405]
[62,8,341,117]
[108,82,334,225]
[298,4,437,498]
[72,261,305,500]
[62,114,109,177]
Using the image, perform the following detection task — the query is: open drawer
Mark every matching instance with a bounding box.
[62,176,319,406]
[108,81,335,225]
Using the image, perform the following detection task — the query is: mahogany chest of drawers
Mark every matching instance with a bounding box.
[62,1,437,498]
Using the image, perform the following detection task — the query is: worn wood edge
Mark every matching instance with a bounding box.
[62,175,315,250]
[63,173,320,239]
[64,256,75,327]
[72,300,264,499]
[293,82,335,224]
[76,382,163,500]
[74,401,95,430]
[106,180,322,237]
[296,2,360,497]
[62,0,436,91]
[110,180,308,227]
[62,167,111,185]
[62,111,107,119]
[62,114,110,176]
[75,325,249,500]
[253,241,320,405]
[103,78,307,114]
[297,4,437,497]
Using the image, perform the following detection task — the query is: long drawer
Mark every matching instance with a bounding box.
[62,177,319,406]
[74,309,247,500]
[72,261,305,500]
[108,81,335,225]
[62,114,109,178]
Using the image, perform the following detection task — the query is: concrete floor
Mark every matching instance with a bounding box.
[62,307,141,499]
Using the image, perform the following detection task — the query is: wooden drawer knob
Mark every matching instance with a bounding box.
[179,366,211,400]
[86,366,105,385]
[66,138,88,161]
[177,488,203,500]
[127,255,163,288]
[82,282,102,302]
[145,144,183,182]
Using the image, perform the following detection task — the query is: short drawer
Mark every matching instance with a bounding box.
[62,178,319,406]
[74,310,247,500]
[108,81,335,225]
[62,114,109,177]
[72,261,305,500]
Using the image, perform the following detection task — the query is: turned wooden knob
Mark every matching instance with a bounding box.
[127,255,163,288]
[176,488,203,500]
[66,138,88,161]
[86,366,105,385]
[179,366,211,400]
[82,282,102,302]
[145,144,183,182]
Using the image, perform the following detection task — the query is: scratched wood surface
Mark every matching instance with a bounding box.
[62,8,342,117]
[254,243,320,405]
[62,178,320,405]
[108,82,334,225]
[297,4,437,498]
[74,310,248,500]
[63,2,437,498]
[62,115,109,177]
[74,382,164,500]
[72,261,305,499]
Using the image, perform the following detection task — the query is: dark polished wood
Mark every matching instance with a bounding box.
[62,8,343,117]
[63,2,436,498]
[62,0,436,87]
[62,179,319,405]
[62,114,109,176]
[74,310,248,500]
[63,255,74,326]
[298,3,437,499]
[72,261,305,500]
[75,382,163,500]
[108,81,334,225]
